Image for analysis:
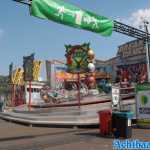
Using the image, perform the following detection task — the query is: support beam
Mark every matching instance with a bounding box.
[114,21,150,42]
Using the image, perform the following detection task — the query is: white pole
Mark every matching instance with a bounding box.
[144,21,150,82]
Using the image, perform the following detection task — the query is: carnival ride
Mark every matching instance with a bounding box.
[13,0,150,87]
[0,0,147,126]
[11,0,149,105]
[40,82,89,104]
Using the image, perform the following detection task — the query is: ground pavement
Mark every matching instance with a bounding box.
[0,119,150,150]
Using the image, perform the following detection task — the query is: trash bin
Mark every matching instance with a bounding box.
[112,111,133,138]
[98,109,112,135]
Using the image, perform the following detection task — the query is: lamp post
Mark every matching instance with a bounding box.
[143,21,150,82]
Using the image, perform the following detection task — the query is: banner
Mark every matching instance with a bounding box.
[33,60,42,81]
[45,60,52,86]
[31,0,114,36]
[12,68,24,85]
[136,83,150,119]
[9,62,13,83]
[111,86,120,110]
[23,54,34,81]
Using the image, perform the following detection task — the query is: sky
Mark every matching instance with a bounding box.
[0,0,150,76]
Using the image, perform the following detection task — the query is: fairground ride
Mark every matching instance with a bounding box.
[13,0,150,83]
[12,0,150,109]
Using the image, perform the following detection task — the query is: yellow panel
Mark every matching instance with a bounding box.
[33,61,42,81]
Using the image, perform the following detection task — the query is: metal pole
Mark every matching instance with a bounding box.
[11,84,15,106]
[13,85,16,106]
[77,73,80,109]
[28,81,32,111]
[144,21,150,82]
[11,84,13,106]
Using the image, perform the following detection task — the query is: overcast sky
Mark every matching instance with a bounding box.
[0,0,150,75]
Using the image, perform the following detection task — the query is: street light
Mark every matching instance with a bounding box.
[143,20,150,82]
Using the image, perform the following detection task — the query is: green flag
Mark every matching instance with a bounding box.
[31,0,114,36]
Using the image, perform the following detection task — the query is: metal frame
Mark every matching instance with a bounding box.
[114,21,150,82]
[114,21,150,41]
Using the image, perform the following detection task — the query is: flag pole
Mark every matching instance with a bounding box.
[77,72,81,109]
[28,80,32,111]
[143,21,150,82]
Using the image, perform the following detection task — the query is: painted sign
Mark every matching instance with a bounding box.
[112,86,120,109]
[12,68,24,85]
[45,60,52,86]
[9,62,13,83]
[23,54,34,81]
[136,83,150,119]
[33,60,42,81]
[117,40,145,58]
[65,43,93,73]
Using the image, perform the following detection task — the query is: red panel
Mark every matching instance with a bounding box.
[98,110,112,135]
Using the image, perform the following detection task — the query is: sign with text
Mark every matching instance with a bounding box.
[117,40,145,58]
[136,83,150,119]
[112,86,120,110]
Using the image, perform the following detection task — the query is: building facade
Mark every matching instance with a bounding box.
[116,39,147,83]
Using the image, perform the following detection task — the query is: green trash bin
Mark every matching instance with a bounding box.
[112,111,133,138]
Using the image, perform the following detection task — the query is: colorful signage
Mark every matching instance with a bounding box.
[31,0,113,36]
[136,83,150,119]
[23,54,34,81]
[33,60,42,81]
[65,43,94,73]
[112,86,120,110]
[12,68,24,85]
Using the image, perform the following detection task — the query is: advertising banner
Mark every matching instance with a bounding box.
[111,86,120,110]
[33,60,42,81]
[45,60,51,86]
[23,54,34,81]
[65,43,90,73]
[12,68,24,85]
[9,62,13,83]
[136,83,150,119]
[31,0,114,36]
